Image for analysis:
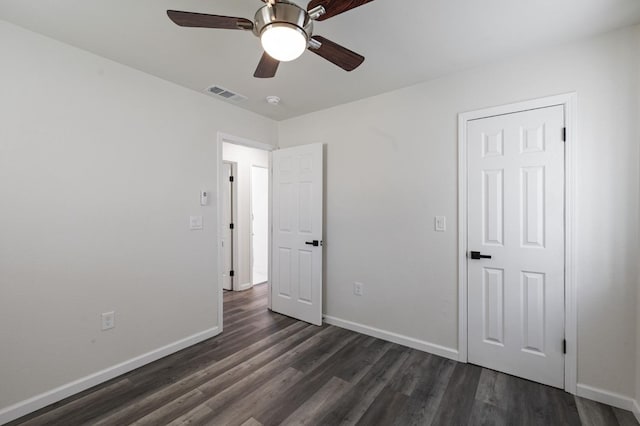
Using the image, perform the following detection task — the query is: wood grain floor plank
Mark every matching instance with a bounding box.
[280,376,351,426]
[614,407,640,426]
[391,353,456,426]
[207,367,305,425]
[254,334,371,425]
[546,386,582,426]
[131,323,319,425]
[15,379,132,426]
[11,285,637,426]
[315,345,410,425]
[197,326,344,398]
[430,362,482,425]
[92,321,310,425]
[94,316,298,424]
[334,337,393,384]
[387,348,433,396]
[356,384,409,426]
[241,418,264,426]
[196,327,359,423]
[576,397,622,426]
[467,398,508,426]
[163,397,213,426]
[503,374,561,425]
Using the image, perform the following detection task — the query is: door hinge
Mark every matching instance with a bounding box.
[562,127,567,142]
[229,223,234,230]
[563,339,567,354]
[229,176,234,182]
[230,270,235,277]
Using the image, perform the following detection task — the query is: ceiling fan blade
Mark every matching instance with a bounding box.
[307,0,374,21]
[308,36,364,71]
[167,10,253,30]
[254,52,280,78]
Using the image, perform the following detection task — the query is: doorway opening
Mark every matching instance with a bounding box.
[217,133,325,332]
[221,140,271,292]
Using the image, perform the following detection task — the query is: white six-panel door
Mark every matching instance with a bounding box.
[467,105,565,388]
[271,144,323,326]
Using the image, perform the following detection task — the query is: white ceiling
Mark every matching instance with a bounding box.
[2,0,640,120]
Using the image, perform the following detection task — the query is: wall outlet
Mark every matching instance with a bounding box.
[101,311,115,331]
[354,282,364,296]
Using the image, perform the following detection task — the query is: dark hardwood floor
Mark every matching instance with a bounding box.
[10,284,639,426]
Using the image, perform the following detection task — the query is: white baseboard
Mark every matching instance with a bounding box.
[323,315,459,361]
[0,326,220,425]
[576,383,637,413]
[236,282,253,291]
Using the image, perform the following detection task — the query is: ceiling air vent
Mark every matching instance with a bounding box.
[205,85,247,102]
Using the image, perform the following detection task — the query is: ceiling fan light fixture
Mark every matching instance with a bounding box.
[260,23,307,62]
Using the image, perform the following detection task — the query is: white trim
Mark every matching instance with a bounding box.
[457,93,578,393]
[218,132,275,152]
[267,154,274,311]
[0,326,220,425]
[221,160,239,292]
[576,384,637,412]
[323,315,459,361]
[249,164,254,288]
[229,162,240,292]
[563,93,578,394]
[216,135,225,332]
[457,107,468,363]
[236,281,253,291]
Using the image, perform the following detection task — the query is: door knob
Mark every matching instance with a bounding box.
[305,240,321,247]
[470,251,492,260]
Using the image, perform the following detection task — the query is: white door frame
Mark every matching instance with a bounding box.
[457,93,577,394]
[217,132,275,332]
[222,160,238,291]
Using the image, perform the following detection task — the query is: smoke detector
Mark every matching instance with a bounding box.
[266,96,281,106]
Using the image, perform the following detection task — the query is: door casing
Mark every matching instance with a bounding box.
[457,93,577,394]
[222,160,238,291]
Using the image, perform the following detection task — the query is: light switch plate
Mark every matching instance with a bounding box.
[190,215,203,230]
[435,216,446,232]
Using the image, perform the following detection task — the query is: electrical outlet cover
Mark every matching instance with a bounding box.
[101,311,115,330]
[354,282,364,296]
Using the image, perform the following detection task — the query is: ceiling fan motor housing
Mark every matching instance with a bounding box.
[253,1,313,42]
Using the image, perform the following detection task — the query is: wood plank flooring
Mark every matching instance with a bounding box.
[10,284,639,426]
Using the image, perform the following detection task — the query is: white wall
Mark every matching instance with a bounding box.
[0,20,276,417]
[251,166,269,285]
[222,143,270,290]
[279,24,640,399]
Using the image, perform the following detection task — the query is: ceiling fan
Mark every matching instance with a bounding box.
[167,0,375,78]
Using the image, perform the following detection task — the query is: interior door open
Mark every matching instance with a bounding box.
[271,144,323,326]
